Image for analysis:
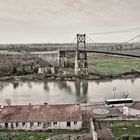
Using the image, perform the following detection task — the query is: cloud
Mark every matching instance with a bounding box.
[0,0,140,43]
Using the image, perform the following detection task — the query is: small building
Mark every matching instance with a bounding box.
[0,104,82,130]
[38,67,50,74]
[123,103,140,117]
[38,66,55,74]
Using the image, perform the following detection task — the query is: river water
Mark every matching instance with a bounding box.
[0,78,139,105]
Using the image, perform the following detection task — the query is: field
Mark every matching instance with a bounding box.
[0,129,89,140]
[87,54,140,76]
[0,131,59,140]
[67,52,140,77]
[110,121,140,140]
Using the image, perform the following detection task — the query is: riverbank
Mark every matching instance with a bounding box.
[0,72,140,82]
[0,52,140,81]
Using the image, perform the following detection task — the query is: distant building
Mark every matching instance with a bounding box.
[38,67,50,74]
[0,104,82,130]
[123,103,140,117]
[38,66,55,74]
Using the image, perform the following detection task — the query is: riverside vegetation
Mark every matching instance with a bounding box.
[0,50,140,80]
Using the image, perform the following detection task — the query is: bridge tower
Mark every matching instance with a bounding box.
[58,50,68,67]
[75,34,88,75]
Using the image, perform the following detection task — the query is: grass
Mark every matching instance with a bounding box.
[0,131,60,140]
[0,129,88,140]
[67,53,140,77]
[87,54,140,76]
[109,121,140,140]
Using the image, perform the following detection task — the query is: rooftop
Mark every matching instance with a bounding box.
[0,104,82,123]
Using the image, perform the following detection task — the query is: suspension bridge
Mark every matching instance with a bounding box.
[31,33,140,75]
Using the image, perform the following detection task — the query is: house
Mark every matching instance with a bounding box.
[123,103,140,117]
[38,66,55,74]
[0,104,82,130]
[38,67,50,74]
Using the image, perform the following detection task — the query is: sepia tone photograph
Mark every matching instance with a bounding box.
[0,0,140,139]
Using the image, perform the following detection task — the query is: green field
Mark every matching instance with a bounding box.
[68,54,140,77]
[0,131,61,140]
[87,54,140,76]
[110,121,140,140]
[0,129,88,140]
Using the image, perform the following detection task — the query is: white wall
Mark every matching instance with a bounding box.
[0,121,82,130]
[123,106,140,116]
[123,106,129,115]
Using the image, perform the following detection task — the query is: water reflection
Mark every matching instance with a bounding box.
[27,82,32,89]
[74,80,88,103]
[75,80,81,97]
[13,81,19,89]
[0,78,139,105]
[56,81,72,94]
[94,78,137,85]
[44,81,49,92]
[130,78,135,84]
[82,80,88,103]
[0,82,9,91]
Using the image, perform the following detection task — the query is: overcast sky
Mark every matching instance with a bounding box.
[0,0,140,43]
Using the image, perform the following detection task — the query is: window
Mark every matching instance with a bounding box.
[37,122,41,126]
[74,121,77,125]
[67,122,71,127]
[47,122,51,127]
[16,123,19,127]
[22,122,25,127]
[5,123,8,129]
[30,122,34,127]
[53,122,57,126]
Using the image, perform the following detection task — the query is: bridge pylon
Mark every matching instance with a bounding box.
[58,50,68,67]
[75,34,88,76]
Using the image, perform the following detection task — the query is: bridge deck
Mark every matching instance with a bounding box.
[60,49,140,58]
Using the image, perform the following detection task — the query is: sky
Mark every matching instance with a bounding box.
[0,0,140,43]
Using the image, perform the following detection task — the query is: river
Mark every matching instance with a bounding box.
[0,78,139,105]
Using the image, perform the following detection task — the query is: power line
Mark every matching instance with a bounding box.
[87,27,140,35]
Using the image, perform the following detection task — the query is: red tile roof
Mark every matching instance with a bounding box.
[0,104,82,123]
